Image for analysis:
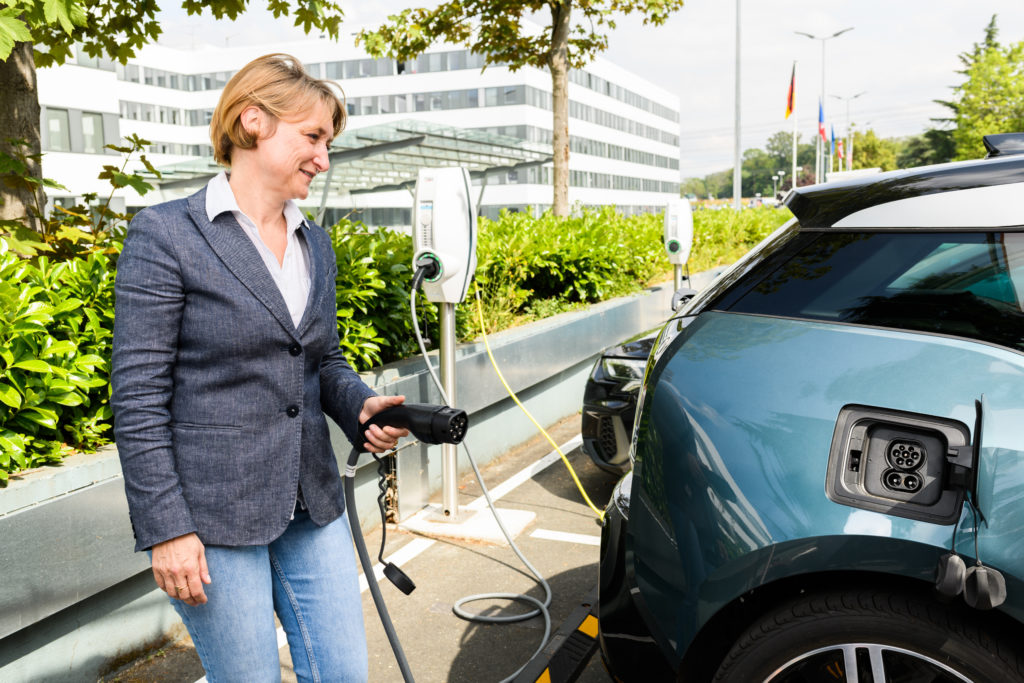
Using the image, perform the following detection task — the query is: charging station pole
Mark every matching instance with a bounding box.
[413,166,478,522]
[673,265,683,292]
[439,303,459,517]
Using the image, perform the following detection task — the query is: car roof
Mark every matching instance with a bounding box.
[784,152,1024,230]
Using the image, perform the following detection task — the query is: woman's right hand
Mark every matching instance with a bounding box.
[151,532,212,606]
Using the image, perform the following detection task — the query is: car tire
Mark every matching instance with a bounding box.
[713,590,1024,682]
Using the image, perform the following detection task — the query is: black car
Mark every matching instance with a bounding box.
[599,134,1024,682]
[581,330,656,474]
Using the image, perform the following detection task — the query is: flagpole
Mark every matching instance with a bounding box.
[732,0,742,210]
[792,61,798,189]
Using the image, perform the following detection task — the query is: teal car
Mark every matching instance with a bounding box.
[599,135,1024,682]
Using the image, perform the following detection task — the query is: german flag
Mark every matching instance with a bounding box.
[785,63,795,119]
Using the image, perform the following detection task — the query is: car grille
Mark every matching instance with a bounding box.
[599,416,617,460]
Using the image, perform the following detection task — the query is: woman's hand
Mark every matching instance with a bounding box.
[360,395,410,453]
[151,532,212,606]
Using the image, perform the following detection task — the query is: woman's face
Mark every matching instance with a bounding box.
[251,100,334,201]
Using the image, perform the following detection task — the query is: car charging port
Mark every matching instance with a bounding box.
[888,440,925,471]
[883,469,923,493]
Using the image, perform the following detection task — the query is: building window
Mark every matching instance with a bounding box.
[81,112,104,154]
[46,109,71,152]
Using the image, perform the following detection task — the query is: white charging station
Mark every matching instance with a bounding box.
[412,166,478,520]
[413,167,477,305]
[664,198,694,291]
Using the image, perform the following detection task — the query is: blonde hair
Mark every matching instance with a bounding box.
[210,53,346,166]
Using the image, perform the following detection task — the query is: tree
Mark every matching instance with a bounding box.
[851,129,898,171]
[932,15,1024,161]
[358,0,684,217]
[897,129,955,169]
[951,39,1024,160]
[762,130,814,190]
[0,0,345,231]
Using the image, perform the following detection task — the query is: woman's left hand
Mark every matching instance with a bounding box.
[360,395,410,453]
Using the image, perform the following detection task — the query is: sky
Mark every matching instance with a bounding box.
[156,1,1024,179]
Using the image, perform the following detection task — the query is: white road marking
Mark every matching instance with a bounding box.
[530,528,602,546]
[193,434,581,681]
[466,434,583,512]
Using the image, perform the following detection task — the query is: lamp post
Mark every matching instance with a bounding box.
[776,169,786,196]
[831,91,865,171]
[771,174,779,197]
[795,27,854,184]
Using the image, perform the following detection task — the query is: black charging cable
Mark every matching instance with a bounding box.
[344,402,469,683]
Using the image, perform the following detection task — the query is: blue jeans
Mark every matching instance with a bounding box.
[169,508,368,683]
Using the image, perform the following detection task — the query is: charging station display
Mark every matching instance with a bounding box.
[413,167,478,304]
[664,198,694,266]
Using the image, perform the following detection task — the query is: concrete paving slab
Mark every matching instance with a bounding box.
[400,505,537,546]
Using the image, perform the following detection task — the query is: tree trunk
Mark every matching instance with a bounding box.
[0,41,44,232]
[548,0,571,217]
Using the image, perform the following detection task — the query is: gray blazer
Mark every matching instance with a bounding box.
[111,187,376,551]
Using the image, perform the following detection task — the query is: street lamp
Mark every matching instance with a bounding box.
[795,26,854,183]
[776,169,786,196]
[771,174,779,197]
[831,91,866,171]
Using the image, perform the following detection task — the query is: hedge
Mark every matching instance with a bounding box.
[0,205,791,480]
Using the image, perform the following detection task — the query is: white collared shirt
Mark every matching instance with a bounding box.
[205,171,311,329]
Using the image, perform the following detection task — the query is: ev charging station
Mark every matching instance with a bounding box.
[664,198,694,291]
[412,166,477,519]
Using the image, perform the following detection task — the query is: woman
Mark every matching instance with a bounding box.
[111,53,406,682]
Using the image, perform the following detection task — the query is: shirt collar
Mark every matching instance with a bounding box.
[205,170,307,233]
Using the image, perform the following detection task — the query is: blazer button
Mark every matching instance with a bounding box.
[286,405,299,418]
[288,343,302,356]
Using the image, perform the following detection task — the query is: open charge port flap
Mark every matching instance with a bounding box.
[826,404,974,525]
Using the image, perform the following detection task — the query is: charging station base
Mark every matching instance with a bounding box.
[400,504,535,545]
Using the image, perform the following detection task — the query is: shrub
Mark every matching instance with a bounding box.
[0,239,115,481]
[0,198,791,480]
[328,218,441,370]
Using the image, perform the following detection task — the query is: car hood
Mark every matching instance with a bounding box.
[604,333,657,360]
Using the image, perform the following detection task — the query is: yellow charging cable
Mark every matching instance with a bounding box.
[474,285,606,522]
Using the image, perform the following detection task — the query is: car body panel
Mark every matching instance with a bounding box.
[625,310,1024,665]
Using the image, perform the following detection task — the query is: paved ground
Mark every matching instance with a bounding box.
[101,415,618,683]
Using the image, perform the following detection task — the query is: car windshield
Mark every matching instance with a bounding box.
[725,231,1024,352]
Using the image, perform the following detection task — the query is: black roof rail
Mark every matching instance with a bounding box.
[983,133,1024,158]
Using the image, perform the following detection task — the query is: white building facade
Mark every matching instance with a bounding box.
[36,36,680,225]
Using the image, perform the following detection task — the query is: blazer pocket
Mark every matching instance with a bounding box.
[170,424,247,499]
[171,421,242,432]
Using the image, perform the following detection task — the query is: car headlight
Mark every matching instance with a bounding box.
[601,358,646,387]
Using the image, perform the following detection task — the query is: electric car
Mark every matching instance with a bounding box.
[598,134,1024,682]
[581,330,657,474]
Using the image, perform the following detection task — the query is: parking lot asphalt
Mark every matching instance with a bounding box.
[102,414,618,683]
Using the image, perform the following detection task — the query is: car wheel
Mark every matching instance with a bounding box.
[713,591,1024,682]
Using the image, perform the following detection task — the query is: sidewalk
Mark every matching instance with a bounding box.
[101,415,616,683]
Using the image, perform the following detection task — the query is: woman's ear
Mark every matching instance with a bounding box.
[239,106,264,138]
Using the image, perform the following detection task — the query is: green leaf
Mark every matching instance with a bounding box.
[48,392,83,406]
[0,382,22,409]
[43,0,87,34]
[41,340,77,357]
[10,359,54,373]
[0,11,32,63]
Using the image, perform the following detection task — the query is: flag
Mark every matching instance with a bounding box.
[837,139,845,160]
[818,100,826,142]
[785,64,795,119]
[830,125,836,155]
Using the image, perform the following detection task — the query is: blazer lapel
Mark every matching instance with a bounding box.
[186,189,299,340]
[296,220,331,338]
